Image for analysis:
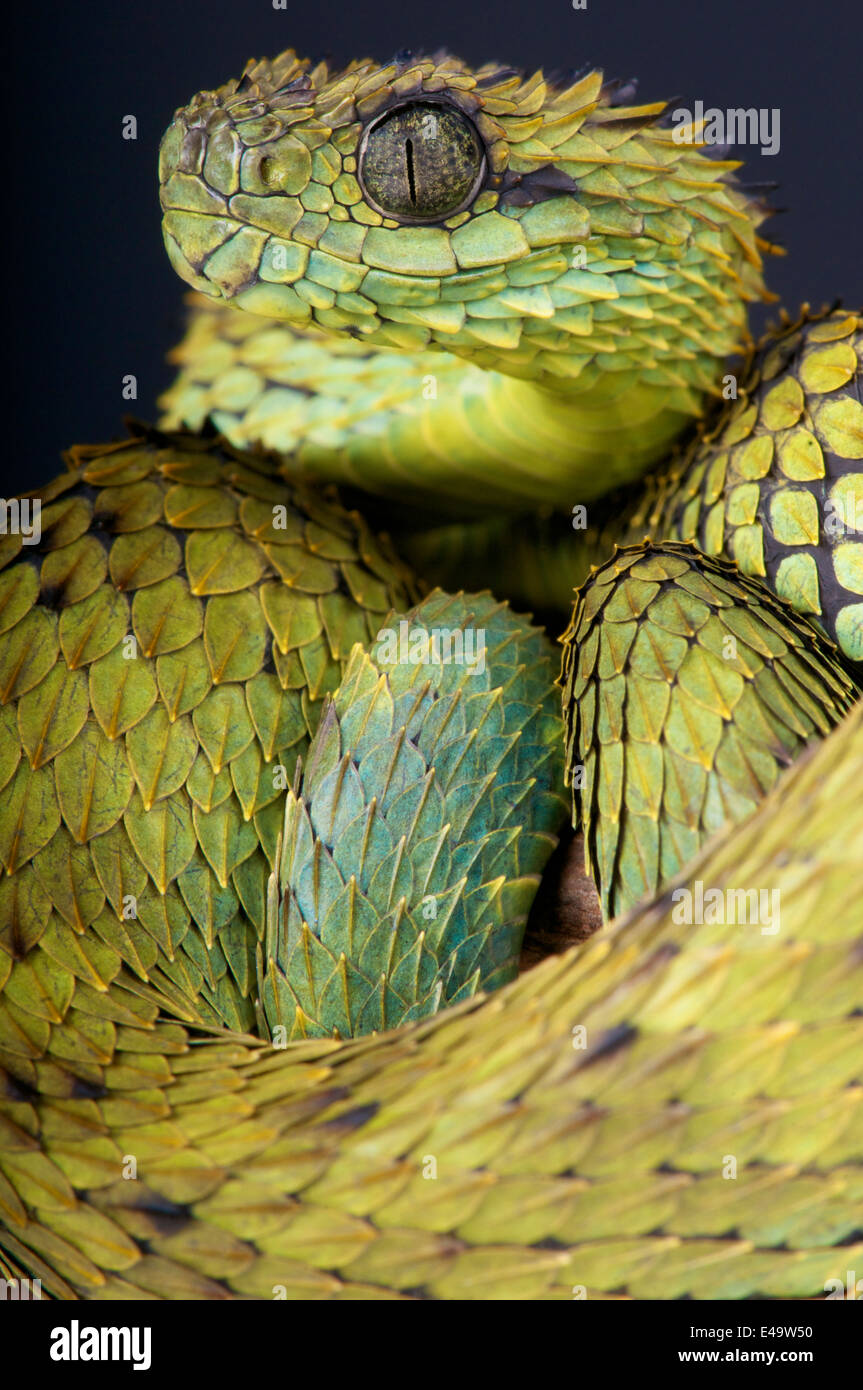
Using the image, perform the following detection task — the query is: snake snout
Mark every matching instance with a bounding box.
[158,102,313,320]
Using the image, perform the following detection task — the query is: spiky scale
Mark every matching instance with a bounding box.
[561,542,858,918]
[0,424,416,1038]
[622,309,863,667]
[1,694,861,1297]
[263,591,568,1037]
[2,44,861,1304]
[404,310,863,634]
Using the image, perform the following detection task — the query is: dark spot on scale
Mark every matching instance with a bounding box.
[321,1101,380,1132]
[69,1076,108,1101]
[835,1227,863,1246]
[657,98,688,128]
[38,584,63,610]
[135,1207,196,1240]
[475,67,521,89]
[604,78,640,106]
[261,646,277,675]
[1,1071,38,1103]
[579,1022,638,1066]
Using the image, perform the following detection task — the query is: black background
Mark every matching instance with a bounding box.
[7,0,862,498]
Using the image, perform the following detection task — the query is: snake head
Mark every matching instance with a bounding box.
[159,48,771,387]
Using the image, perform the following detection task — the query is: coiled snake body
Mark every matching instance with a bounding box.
[0,46,861,1300]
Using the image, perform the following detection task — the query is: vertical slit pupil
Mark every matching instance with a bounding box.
[405,138,417,205]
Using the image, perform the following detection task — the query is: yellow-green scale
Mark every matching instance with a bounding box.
[161,303,711,513]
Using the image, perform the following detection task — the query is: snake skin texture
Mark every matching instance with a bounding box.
[0,46,860,1300]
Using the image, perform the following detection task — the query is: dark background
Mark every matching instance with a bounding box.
[7,0,862,497]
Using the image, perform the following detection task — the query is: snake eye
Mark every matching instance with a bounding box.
[358,101,486,222]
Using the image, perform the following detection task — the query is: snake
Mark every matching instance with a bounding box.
[0,45,861,1301]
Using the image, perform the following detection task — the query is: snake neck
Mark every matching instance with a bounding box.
[392,365,706,512]
[160,304,711,514]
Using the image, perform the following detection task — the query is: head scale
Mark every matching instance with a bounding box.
[159,48,771,389]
